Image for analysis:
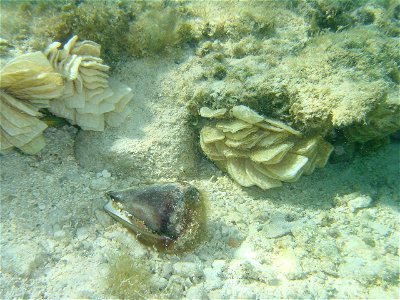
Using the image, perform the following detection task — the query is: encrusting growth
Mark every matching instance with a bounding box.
[200,105,334,190]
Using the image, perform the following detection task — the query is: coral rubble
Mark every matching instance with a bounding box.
[200,106,333,190]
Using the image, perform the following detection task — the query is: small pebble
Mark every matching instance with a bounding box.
[173,262,203,278]
[101,169,111,178]
[348,195,372,212]
[263,213,293,238]
[186,283,208,300]
[54,230,66,240]
[76,227,89,241]
[90,177,111,191]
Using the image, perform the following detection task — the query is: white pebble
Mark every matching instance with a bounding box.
[348,195,372,212]
[54,230,66,240]
[101,169,111,178]
[185,283,208,299]
[90,177,112,191]
[173,262,203,278]
[76,227,89,241]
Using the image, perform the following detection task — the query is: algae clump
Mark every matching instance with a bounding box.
[167,1,399,146]
[106,252,153,300]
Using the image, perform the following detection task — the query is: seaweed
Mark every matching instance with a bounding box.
[106,252,153,300]
[128,5,179,57]
[50,1,134,66]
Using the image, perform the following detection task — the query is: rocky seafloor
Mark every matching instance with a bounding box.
[0,109,399,299]
[1,0,400,299]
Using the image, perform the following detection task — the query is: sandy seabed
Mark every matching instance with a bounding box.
[0,108,399,299]
[1,9,400,292]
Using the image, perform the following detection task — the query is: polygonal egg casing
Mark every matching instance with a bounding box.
[199,106,334,190]
[104,182,206,252]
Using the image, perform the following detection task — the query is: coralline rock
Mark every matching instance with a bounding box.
[200,105,333,189]
[0,52,64,154]
[344,90,400,142]
[44,36,133,131]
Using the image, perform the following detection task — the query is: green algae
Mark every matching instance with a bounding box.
[1,0,398,145]
[106,252,153,300]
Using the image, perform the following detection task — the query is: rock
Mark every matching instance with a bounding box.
[369,222,390,236]
[185,283,208,300]
[76,227,89,241]
[204,260,227,290]
[151,276,168,291]
[272,249,305,280]
[173,262,203,278]
[204,267,223,290]
[54,230,66,240]
[1,241,46,277]
[90,177,112,191]
[160,263,174,280]
[101,169,111,178]
[348,195,372,212]
[220,280,257,299]
[263,213,294,238]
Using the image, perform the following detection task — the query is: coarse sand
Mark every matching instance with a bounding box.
[1,83,399,298]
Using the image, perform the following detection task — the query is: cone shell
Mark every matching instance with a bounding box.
[104,182,205,252]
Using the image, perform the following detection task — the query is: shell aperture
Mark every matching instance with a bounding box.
[104,182,205,252]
